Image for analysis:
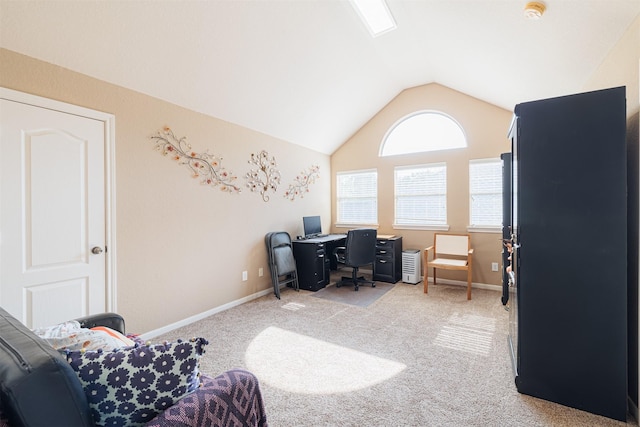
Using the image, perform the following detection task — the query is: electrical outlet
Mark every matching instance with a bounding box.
[242,271,248,281]
[491,262,499,272]
[258,267,264,277]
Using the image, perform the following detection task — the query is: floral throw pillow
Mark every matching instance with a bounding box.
[65,337,208,427]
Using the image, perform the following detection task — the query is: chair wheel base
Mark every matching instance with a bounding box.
[335,275,376,291]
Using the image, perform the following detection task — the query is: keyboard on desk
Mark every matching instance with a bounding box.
[297,234,345,241]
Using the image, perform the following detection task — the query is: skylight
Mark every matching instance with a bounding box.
[349,0,397,37]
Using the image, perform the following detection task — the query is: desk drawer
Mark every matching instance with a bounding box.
[376,248,392,258]
[374,258,394,279]
[373,236,402,283]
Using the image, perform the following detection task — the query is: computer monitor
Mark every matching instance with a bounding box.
[303,215,322,238]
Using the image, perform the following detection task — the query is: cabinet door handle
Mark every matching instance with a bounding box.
[379,250,387,254]
[378,259,387,264]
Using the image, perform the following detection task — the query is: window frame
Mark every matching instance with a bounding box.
[393,163,449,231]
[379,110,467,157]
[335,169,378,228]
[467,158,503,233]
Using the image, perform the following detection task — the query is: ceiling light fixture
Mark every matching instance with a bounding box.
[349,0,397,37]
[524,1,546,20]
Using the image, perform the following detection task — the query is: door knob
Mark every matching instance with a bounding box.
[91,246,104,255]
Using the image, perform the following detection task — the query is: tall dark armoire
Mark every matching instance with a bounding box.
[508,86,627,421]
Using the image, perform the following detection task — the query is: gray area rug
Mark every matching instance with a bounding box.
[154,281,634,427]
[311,281,395,307]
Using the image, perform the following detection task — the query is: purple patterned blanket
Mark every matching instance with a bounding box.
[145,368,268,427]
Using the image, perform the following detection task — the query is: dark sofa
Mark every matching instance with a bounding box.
[0,307,268,426]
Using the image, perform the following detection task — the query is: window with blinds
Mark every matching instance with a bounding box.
[394,163,447,226]
[469,158,502,228]
[336,169,378,225]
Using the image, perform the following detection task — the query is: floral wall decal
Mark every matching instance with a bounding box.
[245,150,281,202]
[284,165,320,201]
[150,127,240,193]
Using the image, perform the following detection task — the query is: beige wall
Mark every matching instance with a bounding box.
[583,13,639,119]
[330,83,513,286]
[0,48,331,334]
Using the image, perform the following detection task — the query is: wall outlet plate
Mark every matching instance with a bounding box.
[491,262,499,272]
[242,271,248,281]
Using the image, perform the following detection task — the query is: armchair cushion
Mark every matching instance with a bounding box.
[64,337,208,427]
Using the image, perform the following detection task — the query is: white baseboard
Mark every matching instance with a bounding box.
[343,269,501,292]
[139,286,274,340]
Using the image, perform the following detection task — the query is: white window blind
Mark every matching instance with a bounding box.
[337,170,377,224]
[394,163,447,225]
[469,159,502,227]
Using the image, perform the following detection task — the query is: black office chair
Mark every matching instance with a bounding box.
[265,232,299,299]
[333,228,377,291]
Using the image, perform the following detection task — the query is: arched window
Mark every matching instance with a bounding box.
[379,111,467,156]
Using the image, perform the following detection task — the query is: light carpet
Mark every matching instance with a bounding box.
[154,279,634,427]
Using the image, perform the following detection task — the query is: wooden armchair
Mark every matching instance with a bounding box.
[423,233,474,300]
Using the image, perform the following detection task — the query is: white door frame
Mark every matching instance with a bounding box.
[0,87,117,313]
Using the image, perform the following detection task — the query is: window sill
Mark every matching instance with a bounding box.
[393,224,450,231]
[335,223,379,229]
[467,225,501,233]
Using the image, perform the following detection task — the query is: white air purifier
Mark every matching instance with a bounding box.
[402,249,421,284]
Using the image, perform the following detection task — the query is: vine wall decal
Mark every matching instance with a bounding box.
[150,127,240,194]
[284,165,320,201]
[245,150,281,202]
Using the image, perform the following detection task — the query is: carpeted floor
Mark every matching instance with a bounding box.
[155,276,635,427]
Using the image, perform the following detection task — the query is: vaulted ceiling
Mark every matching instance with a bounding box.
[1,1,638,154]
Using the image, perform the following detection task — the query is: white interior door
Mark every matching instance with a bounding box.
[0,92,113,328]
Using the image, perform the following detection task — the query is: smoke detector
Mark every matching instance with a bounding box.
[524,1,546,19]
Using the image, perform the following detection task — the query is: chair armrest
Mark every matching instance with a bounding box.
[75,313,125,334]
[333,246,346,263]
[423,247,434,268]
